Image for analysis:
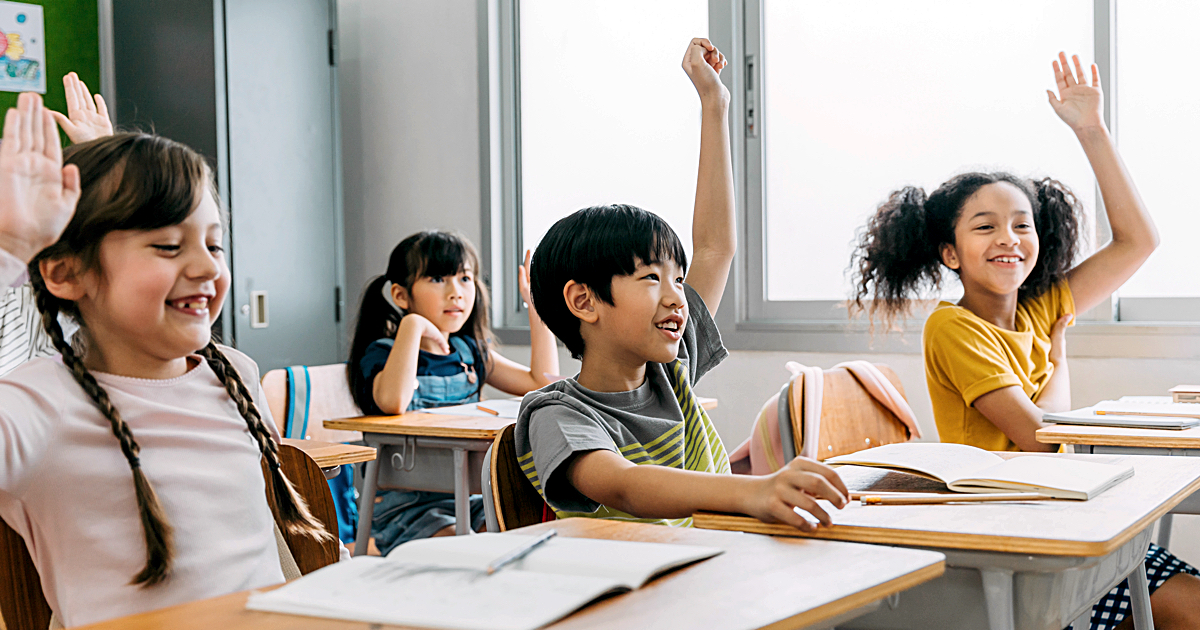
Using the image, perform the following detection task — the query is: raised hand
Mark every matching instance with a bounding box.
[0,93,81,264]
[1047,52,1104,132]
[518,249,535,310]
[681,38,729,104]
[50,72,113,144]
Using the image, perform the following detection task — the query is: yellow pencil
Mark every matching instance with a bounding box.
[859,492,1054,506]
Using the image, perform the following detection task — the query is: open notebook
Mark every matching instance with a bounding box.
[825,443,1133,500]
[246,532,722,630]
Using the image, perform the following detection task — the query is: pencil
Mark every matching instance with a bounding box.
[859,492,1054,505]
[476,403,500,416]
[486,529,557,575]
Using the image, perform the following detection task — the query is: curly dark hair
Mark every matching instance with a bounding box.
[850,172,1081,331]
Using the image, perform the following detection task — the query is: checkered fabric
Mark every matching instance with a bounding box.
[1075,543,1199,630]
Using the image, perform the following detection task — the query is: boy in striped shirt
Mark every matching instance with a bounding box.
[514,39,848,531]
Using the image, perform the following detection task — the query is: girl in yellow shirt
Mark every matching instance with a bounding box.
[850,52,1198,630]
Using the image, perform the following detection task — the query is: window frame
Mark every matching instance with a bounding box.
[480,0,1200,357]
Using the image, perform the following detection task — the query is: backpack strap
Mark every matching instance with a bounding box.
[448,335,476,366]
[283,366,312,440]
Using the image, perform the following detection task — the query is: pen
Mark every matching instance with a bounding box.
[477,403,500,416]
[486,529,557,575]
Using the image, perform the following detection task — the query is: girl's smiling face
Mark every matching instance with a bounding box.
[941,182,1040,298]
[395,264,477,334]
[63,190,229,374]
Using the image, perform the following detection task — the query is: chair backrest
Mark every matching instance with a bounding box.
[262,443,342,575]
[262,364,363,443]
[0,519,50,630]
[489,425,551,531]
[785,363,912,461]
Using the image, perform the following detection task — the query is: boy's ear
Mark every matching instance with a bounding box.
[39,258,88,301]
[939,243,960,270]
[390,283,411,311]
[563,280,599,324]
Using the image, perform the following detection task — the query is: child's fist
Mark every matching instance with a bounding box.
[681,38,729,104]
[746,457,849,532]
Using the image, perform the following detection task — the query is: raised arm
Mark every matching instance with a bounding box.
[0,93,80,283]
[49,72,114,145]
[486,250,561,394]
[1048,53,1159,313]
[680,38,736,315]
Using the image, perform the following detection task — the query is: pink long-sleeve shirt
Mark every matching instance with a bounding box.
[0,346,285,627]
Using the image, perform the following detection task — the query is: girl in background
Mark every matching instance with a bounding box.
[348,233,558,553]
[851,52,1199,630]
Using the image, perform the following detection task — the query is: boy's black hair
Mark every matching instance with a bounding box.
[850,172,1082,330]
[530,204,688,359]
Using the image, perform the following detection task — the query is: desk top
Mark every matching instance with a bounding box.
[73,518,941,630]
[695,453,1200,557]
[282,439,376,468]
[1037,423,1200,449]
[325,398,718,439]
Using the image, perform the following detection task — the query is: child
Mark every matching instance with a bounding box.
[0,127,330,627]
[347,232,559,553]
[851,52,1199,630]
[515,38,849,533]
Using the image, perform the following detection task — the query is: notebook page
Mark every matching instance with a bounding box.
[1094,400,1200,418]
[245,556,624,630]
[948,456,1135,499]
[424,399,522,418]
[826,443,1004,485]
[389,533,723,589]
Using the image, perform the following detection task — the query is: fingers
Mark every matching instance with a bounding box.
[1071,54,1086,85]
[29,93,44,155]
[2,106,19,156]
[62,73,79,115]
[17,92,34,152]
[690,37,715,52]
[786,457,850,505]
[1090,63,1100,88]
[62,164,81,202]
[41,109,61,164]
[1058,52,1075,87]
[1046,89,1060,107]
[94,93,110,121]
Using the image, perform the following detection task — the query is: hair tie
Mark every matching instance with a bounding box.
[381,280,405,316]
[129,455,142,469]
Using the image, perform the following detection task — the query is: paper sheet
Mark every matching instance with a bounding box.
[424,398,523,418]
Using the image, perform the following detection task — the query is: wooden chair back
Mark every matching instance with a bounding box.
[262,365,363,443]
[262,443,342,574]
[489,424,551,531]
[0,518,50,630]
[789,364,912,461]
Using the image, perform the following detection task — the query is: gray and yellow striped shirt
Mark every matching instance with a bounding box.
[515,283,729,526]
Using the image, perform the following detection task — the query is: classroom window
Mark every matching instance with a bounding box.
[518,0,708,263]
[753,0,1095,307]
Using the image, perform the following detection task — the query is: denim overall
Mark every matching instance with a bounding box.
[370,335,488,554]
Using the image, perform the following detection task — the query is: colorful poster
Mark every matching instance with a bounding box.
[0,2,43,93]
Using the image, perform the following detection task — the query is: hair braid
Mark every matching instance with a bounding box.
[32,288,175,586]
[197,343,332,542]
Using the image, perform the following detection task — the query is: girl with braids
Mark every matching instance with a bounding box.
[347,234,558,553]
[851,53,1199,630]
[0,131,330,627]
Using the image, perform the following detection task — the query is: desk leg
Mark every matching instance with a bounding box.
[453,447,471,536]
[980,568,1015,630]
[1129,559,1154,630]
[354,457,380,557]
[1157,513,1174,548]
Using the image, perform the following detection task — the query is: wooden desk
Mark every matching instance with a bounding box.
[283,438,376,469]
[1037,423,1200,548]
[696,454,1200,630]
[73,518,944,630]
[327,398,719,549]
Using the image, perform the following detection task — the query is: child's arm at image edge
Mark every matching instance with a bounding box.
[485,250,560,395]
[972,387,1057,452]
[1049,53,1159,313]
[566,449,849,532]
[680,38,736,315]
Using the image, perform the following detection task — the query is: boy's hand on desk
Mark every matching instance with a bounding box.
[50,72,114,144]
[681,38,729,105]
[745,457,849,532]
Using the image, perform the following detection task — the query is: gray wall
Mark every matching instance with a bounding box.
[336,0,1200,564]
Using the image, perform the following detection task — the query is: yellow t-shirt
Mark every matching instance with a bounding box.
[923,282,1075,452]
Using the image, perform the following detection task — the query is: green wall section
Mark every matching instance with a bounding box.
[0,0,100,127]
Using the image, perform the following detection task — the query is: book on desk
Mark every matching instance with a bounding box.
[245,532,722,630]
[825,443,1133,500]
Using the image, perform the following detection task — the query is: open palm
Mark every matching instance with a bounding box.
[1047,52,1104,131]
[50,72,113,144]
[0,94,80,262]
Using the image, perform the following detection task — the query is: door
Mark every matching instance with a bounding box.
[224,0,343,371]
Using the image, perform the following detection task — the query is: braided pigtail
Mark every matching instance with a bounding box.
[31,285,175,586]
[849,186,944,331]
[197,343,332,542]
